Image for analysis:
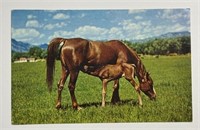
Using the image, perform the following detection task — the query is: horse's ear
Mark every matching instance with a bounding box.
[147,72,153,84]
[146,72,151,81]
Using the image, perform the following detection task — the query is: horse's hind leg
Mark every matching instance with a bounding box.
[56,67,69,109]
[68,70,81,110]
[111,79,120,104]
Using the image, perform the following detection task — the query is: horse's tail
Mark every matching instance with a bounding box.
[46,38,63,92]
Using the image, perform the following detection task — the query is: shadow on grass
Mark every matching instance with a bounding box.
[80,99,139,108]
[60,99,139,110]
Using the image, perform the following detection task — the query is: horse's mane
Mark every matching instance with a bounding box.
[125,44,147,82]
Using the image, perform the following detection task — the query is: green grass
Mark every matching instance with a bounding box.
[11,55,192,124]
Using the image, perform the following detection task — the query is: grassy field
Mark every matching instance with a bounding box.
[11,55,192,124]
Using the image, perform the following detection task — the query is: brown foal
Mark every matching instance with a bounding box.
[83,63,142,107]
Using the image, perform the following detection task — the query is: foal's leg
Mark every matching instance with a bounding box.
[68,70,81,110]
[128,79,142,106]
[56,67,69,109]
[111,79,120,104]
[102,80,107,107]
[136,89,142,107]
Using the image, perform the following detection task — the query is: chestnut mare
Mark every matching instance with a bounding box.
[46,37,156,110]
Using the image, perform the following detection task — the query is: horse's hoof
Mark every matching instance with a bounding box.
[56,104,61,109]
[111,99,120,104]
[101,104,105,107]
[77,107,83,111]
[111,100,120,105]
[72,106,82,111]
[139,105,143,108]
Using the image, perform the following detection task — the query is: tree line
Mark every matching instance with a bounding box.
[123,36,190,55]
[12,46,47,62]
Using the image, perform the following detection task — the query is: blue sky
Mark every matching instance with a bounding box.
[11,9,190,45]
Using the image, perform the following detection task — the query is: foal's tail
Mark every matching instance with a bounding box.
[46,37,63,92]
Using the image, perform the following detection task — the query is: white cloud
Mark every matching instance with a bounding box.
[39,34,45,38]
[44,22,67,30]
[108,27,124,39]
[157,9,190,22]
[48,30,72,40]
[80,13,86,18]
[150,25,165,34]
[145,23,189,38]
[119,19,154,39]
[48,26,123,41]
[12,28,40,42]
[53,13,70,20]
[27,15,37,19]
[161,10,182,21]
[135,16,143,20]
[44,24,54,30]
[48,20,154,41]
[48,16,189,42]
[26,20,41,28]
[74,25,108,38]
[171,23,188,32]
[121,20,142,33]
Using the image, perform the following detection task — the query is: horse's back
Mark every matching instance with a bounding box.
[59,38,140,70]
[105,40,139,64]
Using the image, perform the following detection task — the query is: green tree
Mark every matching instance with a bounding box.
[11,51,29,62]
[178,36,191,54]
[121,36,191,55]
[29,46,43,58]
[40,50,47,59]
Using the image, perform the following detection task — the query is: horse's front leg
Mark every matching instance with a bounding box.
[56,67,69,109]
[111,79,120,104]
[102,80,108,107]
[68,70,81,110]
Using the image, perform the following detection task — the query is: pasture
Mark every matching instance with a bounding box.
[12,55,192,124]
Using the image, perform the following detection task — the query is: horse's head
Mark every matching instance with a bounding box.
[140,72,156,100]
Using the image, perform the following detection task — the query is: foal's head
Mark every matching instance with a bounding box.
[140,72,156,100]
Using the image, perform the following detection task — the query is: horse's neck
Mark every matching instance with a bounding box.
[126,46,147,83]
[135,59,147,83]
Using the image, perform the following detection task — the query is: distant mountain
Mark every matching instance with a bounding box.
[158,31,190,39]
[11,39,32,52]
[132,31,190,43]
[11,39,48,52]
[39,44,48,50]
